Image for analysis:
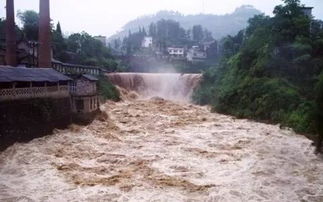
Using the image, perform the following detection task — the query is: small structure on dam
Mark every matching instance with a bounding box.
[70,74,100,122]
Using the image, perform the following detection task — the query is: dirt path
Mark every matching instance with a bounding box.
[1,98,323,201]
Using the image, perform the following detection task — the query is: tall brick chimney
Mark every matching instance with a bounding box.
[38,0,51,68]
[5,0,17,66]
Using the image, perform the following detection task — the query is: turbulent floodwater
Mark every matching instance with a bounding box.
[1,71,323,201]
[1,95,323,201]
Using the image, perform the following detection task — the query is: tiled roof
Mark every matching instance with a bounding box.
[82,74,98,81]
[0,66,72,82]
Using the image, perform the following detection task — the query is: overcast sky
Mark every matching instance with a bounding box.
[0,0,322,37]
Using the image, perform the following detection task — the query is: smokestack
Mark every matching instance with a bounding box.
[38,0,52,68]
[5,0,17,66]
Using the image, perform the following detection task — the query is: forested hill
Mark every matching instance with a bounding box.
[108,5,261,41]
[194,0,323,153]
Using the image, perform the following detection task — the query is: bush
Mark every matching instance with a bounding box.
[285,102,316,133]
[193,0,323,153]
[97,76,120,102]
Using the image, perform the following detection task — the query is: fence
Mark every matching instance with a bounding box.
[0,86,69,101]
[52,62,102,76]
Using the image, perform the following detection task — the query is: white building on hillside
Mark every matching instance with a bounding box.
[167,47,185,58]
[142,36,153,48]
[187,46,207,62]
[301,7,313,18]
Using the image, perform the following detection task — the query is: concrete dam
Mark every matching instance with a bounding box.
[106,73,202,102]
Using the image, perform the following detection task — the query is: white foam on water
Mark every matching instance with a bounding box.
[107,72,202,102]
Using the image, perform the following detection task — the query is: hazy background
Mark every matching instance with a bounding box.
[0,0,322,37]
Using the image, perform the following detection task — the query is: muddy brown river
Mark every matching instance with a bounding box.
[1,73,323,201]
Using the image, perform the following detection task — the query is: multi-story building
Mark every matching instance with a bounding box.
[142,36,153,48]
[301,7,313,18]
[167,47,185,58]
[70,74,100,114]
[186,46,207,62]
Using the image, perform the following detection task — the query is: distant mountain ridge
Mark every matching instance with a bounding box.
[108,5,262,42]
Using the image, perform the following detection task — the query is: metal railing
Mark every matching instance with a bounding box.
[0,86,69,101]
[52,62,102,76]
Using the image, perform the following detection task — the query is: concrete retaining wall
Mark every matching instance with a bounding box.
[0,98,72,151]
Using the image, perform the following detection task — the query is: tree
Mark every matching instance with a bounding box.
[65,32,113,68]
[149,23,157,37]
[122,30,146,54]
[272,0,310,44]
[56,22,62,37]
[206,41,218,59]
[142,27,147,36]
[17,10,39,41]
[186,29,191,40]
[120,19,213,54]
[192,25,204,42]
[221,30,244,58]
[154,19,191,47]
[113,38,121,50]
[204,29,214,41]
[52,22,68,62]
[194,0,323,152]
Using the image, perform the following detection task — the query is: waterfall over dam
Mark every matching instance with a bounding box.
[106,73,202,102]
